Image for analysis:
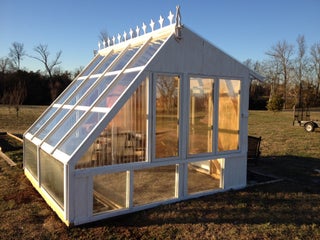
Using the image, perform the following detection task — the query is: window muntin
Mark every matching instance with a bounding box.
[28,107,58,135]
[64,77,98,106]
[46,109,86,147]
[109,46,140,72]
[93,52,120,75]
[75,77,148,168]
[189,77,214,155]
[57,111,101,155]
[56,73,140,156]
[155,74,180,159]
[127,38,165,68]
[35,108,69,141]
[55,79,83,105]
[80,75,116,107]
[97,71,139,108]
[218,79,241,152]
[80,54,104,77]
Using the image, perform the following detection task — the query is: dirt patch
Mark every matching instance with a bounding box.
[0,132,22,152]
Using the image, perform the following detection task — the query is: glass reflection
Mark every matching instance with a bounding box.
[189,77,214,154]
[155,75,180,158]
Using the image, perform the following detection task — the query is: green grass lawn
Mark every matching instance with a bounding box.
[0,105,319,239]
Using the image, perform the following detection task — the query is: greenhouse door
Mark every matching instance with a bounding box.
[154,74,180,159]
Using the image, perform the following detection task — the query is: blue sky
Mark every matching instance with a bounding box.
[1,0,319,73]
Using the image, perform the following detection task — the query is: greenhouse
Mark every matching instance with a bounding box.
[23,8,262,226]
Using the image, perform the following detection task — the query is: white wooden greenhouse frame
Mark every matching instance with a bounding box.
[23,9,263,226]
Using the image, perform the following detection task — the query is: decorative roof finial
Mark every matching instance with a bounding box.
[136,25,140,36]
[123,31,127,41]
[150,19,155,31]
[142,22,147,34]
[175,6,183,40]
[168,11,174,25]
[159,15,164,28]
[175,5,182,28]
[129,28,134,39]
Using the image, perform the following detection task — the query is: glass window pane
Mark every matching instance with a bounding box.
[24,139,38,179]
[155,75,180,158]
[97,71,139,108]
[57,111,101,155]
[35,108,69,140]
[81,54,104,77]
[109,46,140,72]
[134,165,176,206]
[46,110,86,147]
[189,77,214,155]
[76,78,147,168]
[188,159,222,194]
[93,52,120,75]
[218,79,241,151]
[80,75,116,107]
[128,38,165,68]
[93,171,127,214]
[55,79,83,105]
[65,77,98,106]
[40,150,64,208]
[28,107,58,135]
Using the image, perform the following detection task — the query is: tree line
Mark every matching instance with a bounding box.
[0,42,82,115]
[246,35,320,111]
[1,35,320,113]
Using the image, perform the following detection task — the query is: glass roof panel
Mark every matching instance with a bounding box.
[97,71,139,108]
[109,46,140,72]
[28,107,58,135]
[79,74,116,107]
[35,108,69,140]
[46,109,86,147]
[127,38,165,68]
[56,72,139,155]
[80,54,104,77]
[93,52,120,75]
[64,77,98,106]
[55,79,83,105]
[56,112,101,155]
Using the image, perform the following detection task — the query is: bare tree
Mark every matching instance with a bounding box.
[294,35,308,107]
[99,30,109,43]
[9,42,26,70]
[266,40,294,109]
[0,57,11,73]
[31,44,62,78]
[310,42,320,104]
[1,80,27,117]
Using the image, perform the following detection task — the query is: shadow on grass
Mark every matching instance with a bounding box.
[249,155,320,186]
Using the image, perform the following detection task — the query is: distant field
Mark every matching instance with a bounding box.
[0,105,319,239]
[249,110,320,159]
[0,105,47,134]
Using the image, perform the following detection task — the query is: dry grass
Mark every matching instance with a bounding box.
[0,105,320,239]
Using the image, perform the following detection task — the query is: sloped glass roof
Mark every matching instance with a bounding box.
[25,27,173,163]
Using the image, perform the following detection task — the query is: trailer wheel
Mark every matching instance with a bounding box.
[304,122,315,132]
